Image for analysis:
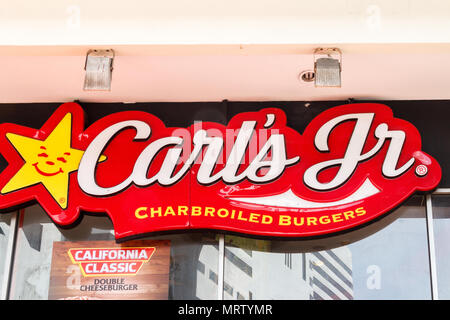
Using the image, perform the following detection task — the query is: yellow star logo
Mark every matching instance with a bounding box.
[1,113,104,209]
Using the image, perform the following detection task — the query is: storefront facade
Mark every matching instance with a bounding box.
[2,0,450,301]
[0,99,449,300]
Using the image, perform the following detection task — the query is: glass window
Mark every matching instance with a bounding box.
[167,233,219,300]
[348,196,430,299]
[223,196,432,300]
[431,195,450,299]
[8,205,218,300]
[0,212,14,297]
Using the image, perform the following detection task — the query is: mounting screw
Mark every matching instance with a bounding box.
[299,70,315,83]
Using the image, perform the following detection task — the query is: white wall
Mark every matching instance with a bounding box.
[1,0,450,45]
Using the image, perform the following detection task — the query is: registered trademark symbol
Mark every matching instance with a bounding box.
[415,164,428,176]
[59,197,66,203]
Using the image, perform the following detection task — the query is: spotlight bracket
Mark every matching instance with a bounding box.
[313,48,342,88]
[83,49,115,91]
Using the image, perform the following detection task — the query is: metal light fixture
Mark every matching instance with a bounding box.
[83,49,115,91]
[314,48,342,87]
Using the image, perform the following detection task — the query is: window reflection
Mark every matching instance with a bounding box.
[431,195,450,299]
[10,205,115,300]
[5,196,431,300]
[308,247,353,299]
[223,196,431,300]
[9,205,218,300]
[349,197,430,299]
[0,212,13,296]
[194,241,219,300]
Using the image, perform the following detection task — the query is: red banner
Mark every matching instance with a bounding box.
[0,102,441,239]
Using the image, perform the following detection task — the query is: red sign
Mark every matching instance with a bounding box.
[0,102,441,239]
[48,240,169,300]
[68,247,156,276]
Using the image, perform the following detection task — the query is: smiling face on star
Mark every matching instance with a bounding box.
[0,112,106,210]
[32,145,72,177]
[0,113,87,209]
